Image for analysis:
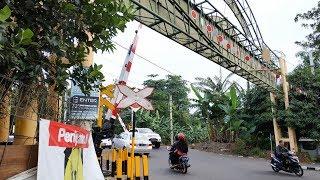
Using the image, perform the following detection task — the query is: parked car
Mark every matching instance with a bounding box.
[112,132,152,154]
[135,128,162,148]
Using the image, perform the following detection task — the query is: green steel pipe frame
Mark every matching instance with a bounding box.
[124,0,280,91]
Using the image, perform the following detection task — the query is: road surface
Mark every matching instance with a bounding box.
[149,147,319,180]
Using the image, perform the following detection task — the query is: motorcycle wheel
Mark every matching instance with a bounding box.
[181,164,188,174]
[271,166,280,172]
[168,159,174,169]
[294,166,303,177]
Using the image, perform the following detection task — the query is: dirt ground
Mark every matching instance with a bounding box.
[191,141,233,155]
[191,141,315,164]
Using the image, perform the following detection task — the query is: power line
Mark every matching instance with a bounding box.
[112,40,176,76]
[112,40,247,88]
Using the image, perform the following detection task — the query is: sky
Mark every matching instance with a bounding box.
[94,0,317,90]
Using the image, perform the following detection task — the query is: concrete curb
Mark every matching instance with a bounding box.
[301,166,320,171]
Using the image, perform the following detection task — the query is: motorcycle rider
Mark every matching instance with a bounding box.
[169,133,188,168]
[275,140,290,167]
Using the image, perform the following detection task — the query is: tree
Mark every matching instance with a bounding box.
[143,74,190,126]
[191,83,226,141]
[240,86,273,150]
[284,66,320,140]
[0,1,133,144]
[280,3,320,140]
[0,1,133,93]
[295,2,320,67]
[218,84,248,142]
[191,73,241,141]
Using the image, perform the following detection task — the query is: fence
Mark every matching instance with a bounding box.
[101,148,150,180]
[0,74,96,178]
[0,74,96,145]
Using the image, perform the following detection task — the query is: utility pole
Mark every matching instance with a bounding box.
[131,108,134,128]
[169,94,173,145]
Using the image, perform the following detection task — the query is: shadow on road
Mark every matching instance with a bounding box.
[253,170,300,177]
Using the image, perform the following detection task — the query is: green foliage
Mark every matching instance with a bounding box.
[281,67,320,140]
[114,74,209,144]
[191,74,232,140]
[249,147,267,158]
[143,75,190,126]
[218,84,249,141]
[0,5,11,22]
[0,5,35,68]
[239,86,273,150]
[0,1,133,94]
[291,2,320,141]
[232,138,247,156]
[295,2,320,65]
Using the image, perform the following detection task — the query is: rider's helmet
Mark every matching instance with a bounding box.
[177,133,186,142]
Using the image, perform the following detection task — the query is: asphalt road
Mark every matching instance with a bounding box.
[148,147,320,180]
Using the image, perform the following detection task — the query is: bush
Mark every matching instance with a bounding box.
[296,152,313,163]
[249,147,266,158]
[232,138,248,156]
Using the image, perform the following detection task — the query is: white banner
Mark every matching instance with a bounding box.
[37,119,104,180]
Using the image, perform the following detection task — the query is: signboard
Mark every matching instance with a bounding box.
[71,96,99,110]
[117,85,154,111]
[37,119,104,180]
[69,83,99,120]
[70,83,99,97]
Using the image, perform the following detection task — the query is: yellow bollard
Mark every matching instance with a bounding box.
[103,150,110,171]
[142,155,149,180]
[111,149,117,177]
[116,157,122,180]
[118,148,123,162]
[123,148,128,174]
[131,137,135,176]
[108,149,112,171]
[135,156,141,180]
[127,157,133,180]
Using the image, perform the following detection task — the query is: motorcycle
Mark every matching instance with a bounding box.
[270,151,303,177]
[167,147,190,174]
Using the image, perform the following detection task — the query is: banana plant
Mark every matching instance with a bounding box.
[218,84,248,141]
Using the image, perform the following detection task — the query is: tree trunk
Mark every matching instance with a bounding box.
[208,121,218,141]
[0,88,11,142]
[14,85,38,145]
[46,83,60,121]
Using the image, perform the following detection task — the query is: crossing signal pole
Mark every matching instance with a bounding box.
[169,94,173,145]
